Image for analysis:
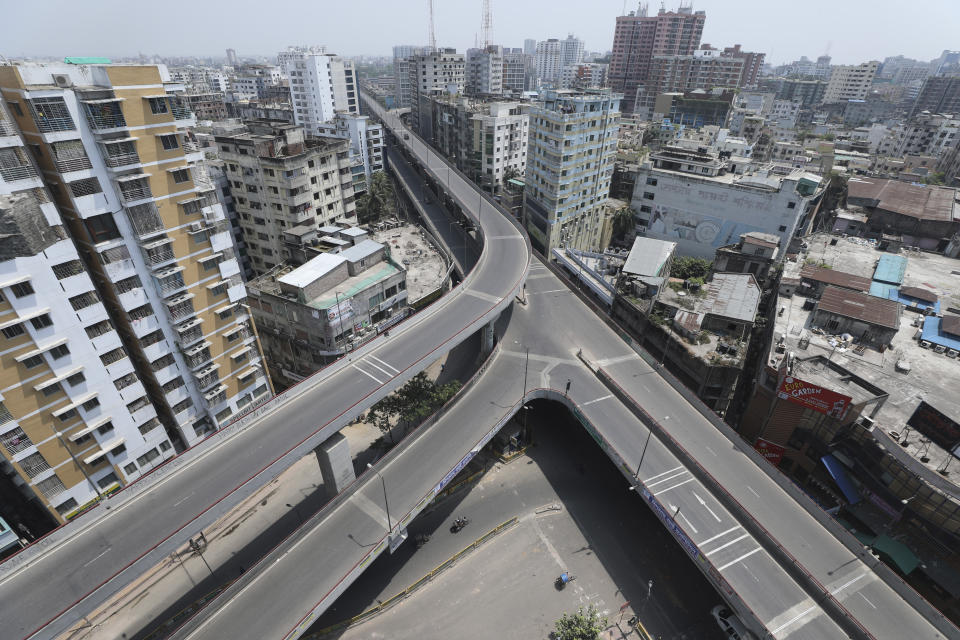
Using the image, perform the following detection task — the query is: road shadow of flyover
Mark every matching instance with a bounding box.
[303,397,720,640]
[129,334,486,640]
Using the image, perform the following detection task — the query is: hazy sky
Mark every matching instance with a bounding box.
[4,0,958,65]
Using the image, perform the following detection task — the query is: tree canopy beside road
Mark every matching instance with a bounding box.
[367,372,462,441]
[356,171,396,225]
[554,605,608,640]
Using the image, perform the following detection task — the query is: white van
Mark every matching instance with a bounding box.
[711,605,756,639]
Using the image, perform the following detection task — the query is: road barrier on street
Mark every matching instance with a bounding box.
[303,517,519,638]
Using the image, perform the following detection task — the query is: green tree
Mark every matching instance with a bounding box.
[611,206,635,244]
[670,256,712,280]
[356,171,396,224]
[554,605,608,640]
[366,373,463,442]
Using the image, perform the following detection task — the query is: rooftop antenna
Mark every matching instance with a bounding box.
[428,0,437,50]
[481,0,492,49]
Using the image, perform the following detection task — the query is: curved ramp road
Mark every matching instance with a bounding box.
[168,99,950,640]
[0,104,529,640]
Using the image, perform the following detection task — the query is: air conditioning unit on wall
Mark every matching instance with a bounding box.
[52,74,73,88]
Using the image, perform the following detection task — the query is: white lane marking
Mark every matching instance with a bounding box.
[652,477,696,496]
[488,235,524,240]
[693,492,722,522]
[582,394,613,406]
[705,533,751,556]
[532,517,566,568]
[464,289,501,304]
[678,511,698,534]
[173,492,195,507]
[369,355,399,374]
[744,565,760,583]
[698,526,741,547]
[717,547,763,571]
[859,593,877,609]
[704,445,717,456]
[646,469,689,487]
[746,486,760,498]
[830,571,869,595]
[352,364,383,385]
[644,465,683,482]
[363,359,394,378]
[352,492,389,530]
[595,354,641,367]
[82,547,111,568]
[768,605,818,636]
[527,288,571,295]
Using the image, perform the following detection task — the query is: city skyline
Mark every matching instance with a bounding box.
[3,0,958,65]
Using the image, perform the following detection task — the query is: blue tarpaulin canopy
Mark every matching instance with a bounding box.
[821,454,861,504]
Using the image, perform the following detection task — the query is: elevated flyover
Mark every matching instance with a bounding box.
[0,99,529,640]
[166,97,953,640]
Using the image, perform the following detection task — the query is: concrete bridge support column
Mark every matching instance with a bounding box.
[314,432,356,499]
[481,319,496,357]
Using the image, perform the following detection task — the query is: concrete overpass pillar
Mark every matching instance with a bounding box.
[314,432,355,498]
[481,319,496,356]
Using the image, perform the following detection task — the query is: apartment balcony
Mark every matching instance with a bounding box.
[118,177,153,204]
[0,164,38,183]
[130,312,162,338]
[129,403,157,426]
[141,238,176,269]
[126,202,165,238]
[117,287,148,312]
[33,115,76,134]
[154,363,179,385]
[104,151,141,170]
[174,405,199,428]
[89,330,122,354]
[164,384,190,406]
[141,339,169,363]
[171,105,195,127]
[117,381,146,403]
[83,99,127,132]
[54,155,93,174]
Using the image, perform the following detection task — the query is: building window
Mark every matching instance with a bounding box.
[49,344,70,360]
[171,168,190,183]
[22,355,44,369]
[159,134,179,151]
[52,260,85,280]
[30,314,53,330]
[778,225,787,232]
[85,213,121,243]
[787,201,796,209]
[645,177,658,186]
[40,383,62,397]
[10,281,34,298]
[642,192,654,200]
[81,397,100,411]
[148,97,169,114]
[66,372,85,386]
[2,324,24,339]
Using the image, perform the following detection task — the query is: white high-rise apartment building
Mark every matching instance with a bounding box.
[281,46,358,135]
[0,62,273,521]
[536,35,584,84]
[823,61,880,104]
[0,101,173,523]
[466,46,504,96]
[409,48,465,131]
[392,45,431,109]
[524,89,621,254]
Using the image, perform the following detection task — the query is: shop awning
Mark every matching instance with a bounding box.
[821,454,861,505]
[871,534,920,575]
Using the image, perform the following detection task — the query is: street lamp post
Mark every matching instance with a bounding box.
[634,429,653,481]
[367,463,393,537]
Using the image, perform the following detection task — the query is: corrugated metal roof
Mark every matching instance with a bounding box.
[899,286,938,303]
[623,236,676,277]
[703,273,760,323]
[816,285,901,330]
[873,254,907,285]
[799,265,871,292]
[847,177,958,221]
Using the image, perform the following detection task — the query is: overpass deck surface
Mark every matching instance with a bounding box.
[169,99,948,640]
[0,105,527,640]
